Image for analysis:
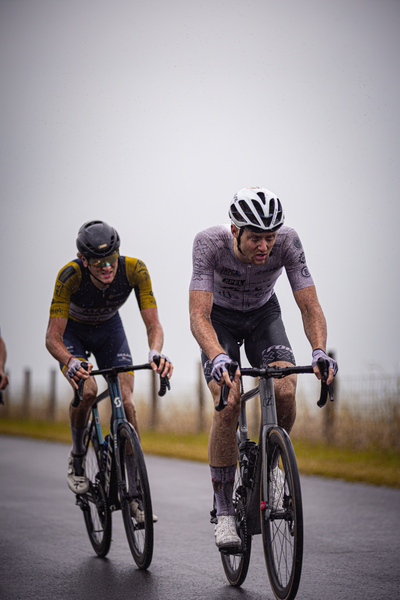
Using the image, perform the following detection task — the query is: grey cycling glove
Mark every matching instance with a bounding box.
[211,353,234,383]
[312,349,338,376]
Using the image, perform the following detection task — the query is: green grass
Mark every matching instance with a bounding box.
[0,417,399,488]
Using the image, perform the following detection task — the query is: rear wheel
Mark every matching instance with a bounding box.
[117,423,154,569]
[82,423,112,557]
[261,427,303,600]
[220,437,252,586]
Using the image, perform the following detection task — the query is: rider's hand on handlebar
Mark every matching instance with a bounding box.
[312,349,338,385]
[148,350,173,379]
[66,358,92,389]
[211,353,241,388]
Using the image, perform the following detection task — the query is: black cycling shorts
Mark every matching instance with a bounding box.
[61,313,132,372]
[201,294,295,385]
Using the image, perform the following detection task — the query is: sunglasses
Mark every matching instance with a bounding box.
[86,251,120,268]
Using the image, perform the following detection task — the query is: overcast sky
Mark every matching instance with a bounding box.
[1,0,399,398]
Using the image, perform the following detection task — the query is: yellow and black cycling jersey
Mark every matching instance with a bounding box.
[50,256,157,324]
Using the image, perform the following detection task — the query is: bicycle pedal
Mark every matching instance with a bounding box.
[219,545,243,555]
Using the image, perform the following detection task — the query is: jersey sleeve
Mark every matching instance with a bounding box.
[125,257,157,310]
[49,261,82,319]
[189,230,217,293]
[282,228,315,291]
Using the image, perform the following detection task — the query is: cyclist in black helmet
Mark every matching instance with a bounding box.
[46,220,173,517]
[189,187,337,550]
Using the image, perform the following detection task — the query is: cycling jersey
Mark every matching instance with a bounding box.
[50,256,157,324]
[189,225,314,311]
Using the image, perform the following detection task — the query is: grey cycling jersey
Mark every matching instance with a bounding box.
[189,224,314,311]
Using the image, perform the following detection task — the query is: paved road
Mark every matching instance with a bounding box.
[0,434,399,600]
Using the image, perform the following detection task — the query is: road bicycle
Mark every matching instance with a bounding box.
[73,360,170,569]
[212,358,333,600]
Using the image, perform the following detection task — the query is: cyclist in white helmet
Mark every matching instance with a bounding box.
[189,186,337,550]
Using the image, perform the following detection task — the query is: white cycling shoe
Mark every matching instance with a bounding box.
[214,515,241,549]
[129,499,158,523]
[67,451,89,494]
[269,466,285,511]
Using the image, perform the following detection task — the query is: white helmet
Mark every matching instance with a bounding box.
[229,187,285,232]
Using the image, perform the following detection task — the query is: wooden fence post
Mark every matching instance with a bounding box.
[48,368,57,420]
[22,368,31,418]
[198,361,205,432]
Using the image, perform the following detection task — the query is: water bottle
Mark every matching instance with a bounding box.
[103,434,110,471]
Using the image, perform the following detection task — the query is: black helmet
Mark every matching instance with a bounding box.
[76,220,120,259]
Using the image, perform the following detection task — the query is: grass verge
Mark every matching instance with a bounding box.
[0,417,399,488]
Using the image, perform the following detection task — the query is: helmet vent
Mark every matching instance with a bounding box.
[256,191,266,204]
[238,200,259,226]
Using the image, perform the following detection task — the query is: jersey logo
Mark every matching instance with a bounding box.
[220,267,241,277]
[222,278,245,286]
[58,265,76,283]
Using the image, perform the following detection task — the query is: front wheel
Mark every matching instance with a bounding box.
[261,427,303,600]
[117,423,154,569]
[220,435,252,586]
[82,423,112,557]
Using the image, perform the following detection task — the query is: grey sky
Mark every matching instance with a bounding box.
[1,0,399,395]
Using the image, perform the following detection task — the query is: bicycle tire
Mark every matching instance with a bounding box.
[220,436,252,586]
[117,422,154,569]
[261,427,303,600]
[82,423,112,557]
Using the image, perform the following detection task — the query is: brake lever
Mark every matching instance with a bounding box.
[71,361,89,408]
[316,357,334,408]
[215,361,239,412]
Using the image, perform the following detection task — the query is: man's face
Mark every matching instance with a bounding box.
[232,224,277,265]
[81,254,119,287]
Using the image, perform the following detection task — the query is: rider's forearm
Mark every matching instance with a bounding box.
[146,322,164,353]
[0,337,7,372]
[45,331,72,367]
[190,313,226,361]
[301,305,327,353]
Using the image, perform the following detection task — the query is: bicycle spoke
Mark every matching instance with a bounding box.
[81,425,112,557]
[118,423,154,569]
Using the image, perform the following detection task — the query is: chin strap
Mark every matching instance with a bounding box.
[237,228,245,255]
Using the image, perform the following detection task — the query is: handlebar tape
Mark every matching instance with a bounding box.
[153,355,171,397]
[215,361,239,412]
[316,357,335,408]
